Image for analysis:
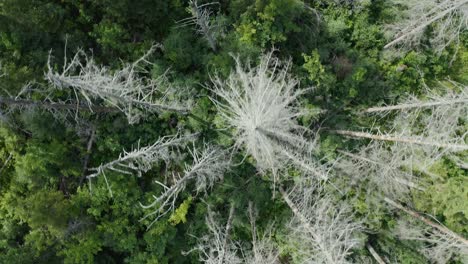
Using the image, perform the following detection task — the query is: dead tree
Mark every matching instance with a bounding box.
[362,84,468,114]
[366,244,387,264]
[140,144,230,228]
[245,202,281,264]
[46,44,191,124]
[178,0,220,52]
[190,205,241,264]
[335,143,424,201]
[385,197,468,263]
[87,133,196,197]
[210,51,327,181]
[280,183,363,263]
[385,0,468,54]
[334,130,467,151]
[0,84,104,137]
[191,203,280,264]
[78,126,97,186]
[0,96,115,114]
[336,84,468,161]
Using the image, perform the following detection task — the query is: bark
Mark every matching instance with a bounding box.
[279,187,337,263]
[190,2,217,52]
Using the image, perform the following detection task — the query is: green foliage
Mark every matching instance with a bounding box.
[414,159,468,234]
[0,0,466,263]
[236,0,304,47]
[302,50,325,85]
[169,196,192,226]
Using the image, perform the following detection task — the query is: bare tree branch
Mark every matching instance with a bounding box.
[79,126,97,186]
[0,153,13,175]
[384,197,468,247]
[245,202,281,264]
[191,208,242,264]
[210,51,323,181]
[363,82,468,114]
[140,144,230,229]
[46,44,192,124]
[333,130,467,151]
[280,183,363,263]
[178,1,220,51]
[385,0,468,54]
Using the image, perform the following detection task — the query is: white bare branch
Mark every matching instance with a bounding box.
[396,219,468,263]
[335,143,424,201]
[178,1,220,51]
[46,44,191,124]
[386,197,468,263]
[335,83,468,165]
[244,202,281,264]
[363,82,468,114]
[0,83,100,137]
[191,203,280,264]
[334,129,467,151]
[140,144,230,228]
[366,244,387,264]
[385,0,468,54]
[210,51,320,179]
[335,83,468,198]
[193,207,242,264]
[87,133,195,180]
[280,183,363,264]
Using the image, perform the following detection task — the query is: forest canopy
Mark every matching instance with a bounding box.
[0,0,467,263]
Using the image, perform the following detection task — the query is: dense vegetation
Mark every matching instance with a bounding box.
[0,0,467,263]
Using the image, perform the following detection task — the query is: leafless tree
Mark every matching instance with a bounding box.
[334,129,467,152]
[335,142,424,201]
[190,203,280,264]
[385,197,468,263]
[87,133,195,196]
[46,44,191,124]
[335,83,468,156]
[280,182,363,264]
[244,202,281,264]
[0,153,13,176]
[140,144,230,228]
[366,244,387,264]
[385,0,468,54]
[334,84,467,200]
[210,52,326,180]
[178,0,220,52]
[362,82,468,114]
[190,205,241,264]
[0,83,102,137]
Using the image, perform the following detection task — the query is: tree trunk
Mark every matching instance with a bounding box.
[363,98,468,113]
[78,127,97,186]
[0,96,117,113]
[220,204,235,263]
[333,130,468,151]
[383,197,468,247]
[337,150,424,191]
[384,0,468,48]
[366,244,386,264]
